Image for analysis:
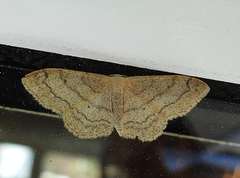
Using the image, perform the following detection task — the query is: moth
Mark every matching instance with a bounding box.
[22,68,209,142]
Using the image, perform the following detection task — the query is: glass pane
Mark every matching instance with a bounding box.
[1,98,240,177]
[40,151,101,178]
[0,143,35,178]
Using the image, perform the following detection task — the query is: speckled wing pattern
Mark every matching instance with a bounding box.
[117,76,209,141]
[22,68,210,142]
[22,68,114,139]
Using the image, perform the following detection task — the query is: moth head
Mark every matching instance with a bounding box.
[109,74,127,78]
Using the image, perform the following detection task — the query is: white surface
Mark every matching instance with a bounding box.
[0,0,240,83]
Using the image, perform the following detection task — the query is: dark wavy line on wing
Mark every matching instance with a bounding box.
[123,78,192,127]
[58,70,112,112]
[123,76,178,113]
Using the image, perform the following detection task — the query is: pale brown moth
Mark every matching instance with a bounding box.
[22,68,210,142]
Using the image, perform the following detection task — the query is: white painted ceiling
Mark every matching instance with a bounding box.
[0,0,240,83]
